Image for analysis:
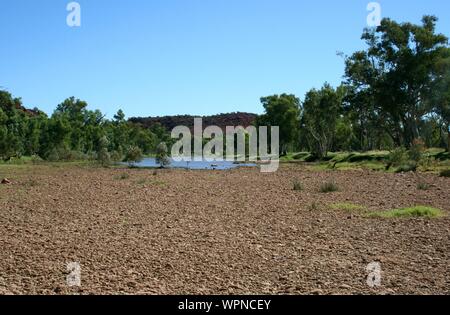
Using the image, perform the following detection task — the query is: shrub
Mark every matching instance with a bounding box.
[395,162,417,173]
[31,154,43,164]
[440,169,450,178]
[293,179,303,191]
[409,139,425,163]
[386,147,409,169]
[45,148,86,162]
[155,142,170,168]
[110,150,123,162]
[418,156,438,171]
[124,146,143,166]
[417,181,430,190]
[96,136,111,166]
[320,180,339,193]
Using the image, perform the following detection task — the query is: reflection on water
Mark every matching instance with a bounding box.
[128,158,257,170]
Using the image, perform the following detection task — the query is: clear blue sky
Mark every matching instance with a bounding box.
[1,0,449,118]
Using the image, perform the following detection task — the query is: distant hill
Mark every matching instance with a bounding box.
[129,112,258,132]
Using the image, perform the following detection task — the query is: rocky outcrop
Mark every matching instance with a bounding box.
[129,112,258,132]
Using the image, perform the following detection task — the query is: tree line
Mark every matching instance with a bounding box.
[257,16,450,158]
[0,93,171,163]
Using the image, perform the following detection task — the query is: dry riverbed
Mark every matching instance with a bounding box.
[0,164,449,295]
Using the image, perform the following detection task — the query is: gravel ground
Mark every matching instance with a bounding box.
[0,164,449,295]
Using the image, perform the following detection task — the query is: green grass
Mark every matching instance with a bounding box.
[329,203,367,212]
[320,180,339,193]
[417,181,430,190]
[368,206,444,218]
[283,149,449,173]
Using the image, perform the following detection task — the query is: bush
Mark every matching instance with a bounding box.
[320,180,339,193]
[293,179,303,191]
[395,162,417,173]
[97,148,111,166]
[417,181,430,190]
[409,139,425,163]
[439,169,450,177]
[386,147,409,169]
[45,148,86,162]
[31,154,43,164]
[155,142,170,168]
[124,146,143,166]
[96,136,111,166]
[110,150,123,162]
[418,156,438,171]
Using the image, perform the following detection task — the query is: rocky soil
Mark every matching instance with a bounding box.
[0,164,449,295]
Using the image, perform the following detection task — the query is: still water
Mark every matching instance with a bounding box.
[129,158,257,170]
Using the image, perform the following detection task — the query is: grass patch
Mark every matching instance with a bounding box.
[368,206,444,218]
[417,181,430,190]
[330,203,367,212]
[320,180,339,193]
[293,179,303,191]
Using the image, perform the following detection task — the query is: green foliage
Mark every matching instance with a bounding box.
[256,94,300,155]
[409,139,425,163]
[97,136,111,166]
[386,147,409,169]
[395,162,417,173]
[124,146,143,166]
[302,84,346,159]
[344,16,450,151]
[369,206,443,218]
[110,150,123,162]
[320,180,339,193]
[155,142,170,168]
[0,91,169,164]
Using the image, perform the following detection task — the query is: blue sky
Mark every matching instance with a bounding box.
[1,0,449,118]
